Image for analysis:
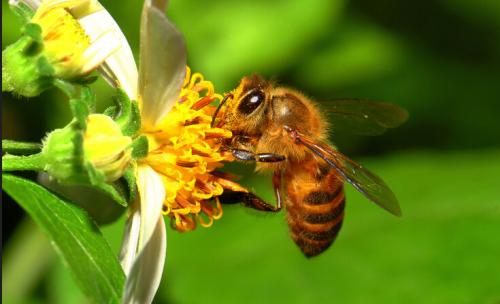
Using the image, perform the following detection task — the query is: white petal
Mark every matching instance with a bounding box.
[81,31,120,73]
[136,165,165,249]
[139,0,186,128]
[119,204,141,276]
[78,9,139,100]
[122,217,166,304]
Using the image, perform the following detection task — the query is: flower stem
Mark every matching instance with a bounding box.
[2,152,46,171]
[2,139,42,155]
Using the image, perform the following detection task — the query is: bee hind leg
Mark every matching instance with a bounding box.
[219,190,281,213]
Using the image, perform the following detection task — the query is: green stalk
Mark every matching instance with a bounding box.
[2,139,42,155]
[2,152,46,171]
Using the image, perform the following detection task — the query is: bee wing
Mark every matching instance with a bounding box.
[288,128,402,216]
[323,99,409,136]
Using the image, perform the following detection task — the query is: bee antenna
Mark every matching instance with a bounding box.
[211,94,232,128]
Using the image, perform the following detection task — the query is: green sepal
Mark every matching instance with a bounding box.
[113,89,131,122]
[70,99,90,129]
[53,78,77,97]
[130,135,149,159]
[43,122,87,183]
[70,86,96,129]
[54,81,96,129]
[22,23,43,46]
[112,89,141,136]
[122,165,137,203]
[72,75,99,85]
[85,163,128,207]
[2,25,54,97]
[104,105,118,117]
[37,56,55,76]
[9,1,36,23]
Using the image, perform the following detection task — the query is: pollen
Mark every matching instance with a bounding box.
[141,67,247,232]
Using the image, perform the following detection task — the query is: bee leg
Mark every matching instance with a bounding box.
[231,148,285,163]
[273,170,283,210]
[219,190,281,212]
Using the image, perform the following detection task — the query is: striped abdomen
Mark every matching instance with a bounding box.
[284,160,345,257]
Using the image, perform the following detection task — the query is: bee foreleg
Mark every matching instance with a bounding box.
[231,148,285,163]
[219,190,281,212]
[273,170,283,210]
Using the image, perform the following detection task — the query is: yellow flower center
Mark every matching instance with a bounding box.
[32,5,90,77]
[141,68,247,232]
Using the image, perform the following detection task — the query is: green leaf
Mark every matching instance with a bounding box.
[2,139,42,155]
[2,174,125,304]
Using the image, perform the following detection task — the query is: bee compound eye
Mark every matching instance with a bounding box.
[238,90,265,115]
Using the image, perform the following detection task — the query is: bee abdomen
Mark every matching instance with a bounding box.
[288,186,345,258]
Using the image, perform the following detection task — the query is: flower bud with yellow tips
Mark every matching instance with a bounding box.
[43,114,132,184]
[2,0,131,97]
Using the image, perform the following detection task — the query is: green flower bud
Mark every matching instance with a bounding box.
[43,114,132,184]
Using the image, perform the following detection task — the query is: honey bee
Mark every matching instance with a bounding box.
[213,75,408,257]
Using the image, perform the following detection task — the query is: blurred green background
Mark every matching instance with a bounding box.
[2,0,500,303]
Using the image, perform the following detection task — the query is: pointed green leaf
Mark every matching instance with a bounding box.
[2,174,125,304]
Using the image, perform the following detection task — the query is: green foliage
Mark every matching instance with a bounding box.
[2,174,125,304]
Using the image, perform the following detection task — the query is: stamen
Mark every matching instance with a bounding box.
[176,159,199,168]
[191,96,215,110]
[211,170,240,181]
[212,176,249,193]
[212,198,223,220]
[191,147,212,157]
[196,212,213,228]
[195,180,214,194]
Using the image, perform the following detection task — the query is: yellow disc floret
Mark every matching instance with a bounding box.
[141,67,247,232]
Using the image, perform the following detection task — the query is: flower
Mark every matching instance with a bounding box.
[3,0,137,97]
[104,1,245,303]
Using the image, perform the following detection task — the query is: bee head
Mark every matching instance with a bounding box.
[212,75,271,135]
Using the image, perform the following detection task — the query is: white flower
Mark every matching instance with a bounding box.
[107,0,187,303]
